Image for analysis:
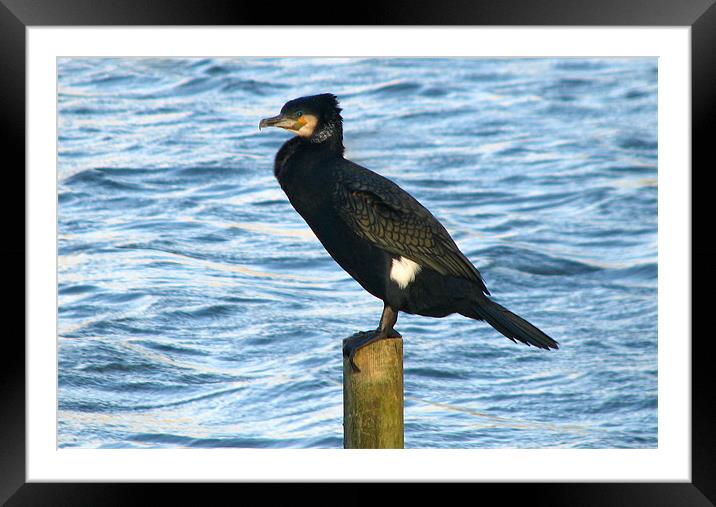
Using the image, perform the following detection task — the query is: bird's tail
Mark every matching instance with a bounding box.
[465,297,559,350]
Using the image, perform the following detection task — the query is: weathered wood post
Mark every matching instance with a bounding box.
[343,337,404,448]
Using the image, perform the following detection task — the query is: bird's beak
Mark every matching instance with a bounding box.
[259,114,300,131]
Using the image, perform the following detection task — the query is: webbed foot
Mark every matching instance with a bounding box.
[342,328,401,372]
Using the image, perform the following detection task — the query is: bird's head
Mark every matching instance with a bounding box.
[259,93,343,144]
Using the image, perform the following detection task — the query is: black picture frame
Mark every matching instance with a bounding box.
[3,0,713,505]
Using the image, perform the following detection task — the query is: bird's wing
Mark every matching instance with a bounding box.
[334,164,489,293]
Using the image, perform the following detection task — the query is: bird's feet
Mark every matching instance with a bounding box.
[342,328,401,373]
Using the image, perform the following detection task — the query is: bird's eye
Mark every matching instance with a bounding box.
[296,111,303,117]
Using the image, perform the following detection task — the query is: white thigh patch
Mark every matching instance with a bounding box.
[390,257,422,289]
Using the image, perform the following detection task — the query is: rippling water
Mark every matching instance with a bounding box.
[57,57,657,449]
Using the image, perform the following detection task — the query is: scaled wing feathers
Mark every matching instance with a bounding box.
[334,165,489,294]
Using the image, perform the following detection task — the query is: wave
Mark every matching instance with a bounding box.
[476,245,603,276]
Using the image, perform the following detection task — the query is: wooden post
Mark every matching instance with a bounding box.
[343,337,404,448]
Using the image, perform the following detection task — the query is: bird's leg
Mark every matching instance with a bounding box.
[343,304,400,372]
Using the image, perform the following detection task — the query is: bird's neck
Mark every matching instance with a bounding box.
[310,120,344,154]
[273,135,343,181]
[317,135,345,154]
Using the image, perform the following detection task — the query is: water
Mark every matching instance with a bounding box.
[57,57,658,449]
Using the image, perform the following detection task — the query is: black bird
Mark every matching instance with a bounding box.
[260,93,558,371]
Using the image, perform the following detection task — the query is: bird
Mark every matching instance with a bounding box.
[259,93,558,371]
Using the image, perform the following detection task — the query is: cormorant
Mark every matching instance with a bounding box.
[260,93,558,371]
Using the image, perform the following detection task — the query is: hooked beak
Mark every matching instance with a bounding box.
[259,113,300,131]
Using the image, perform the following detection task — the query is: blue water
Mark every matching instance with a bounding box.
[57,57,658,449]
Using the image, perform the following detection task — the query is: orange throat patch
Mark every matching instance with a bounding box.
[295,114,318,138]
